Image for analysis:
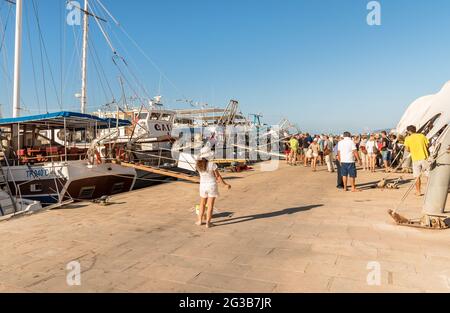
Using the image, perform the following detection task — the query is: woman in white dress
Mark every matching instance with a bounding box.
[365,135,377,172]
[196,158,231,228]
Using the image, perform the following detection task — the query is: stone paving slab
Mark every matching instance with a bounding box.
[0,162,449,292]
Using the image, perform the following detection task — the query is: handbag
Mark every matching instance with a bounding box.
[322,141,331,156]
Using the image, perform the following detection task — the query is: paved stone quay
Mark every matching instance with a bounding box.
[1,162,449,292]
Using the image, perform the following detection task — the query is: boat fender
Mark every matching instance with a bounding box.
[87,148,103,165]
[95,149,102,165]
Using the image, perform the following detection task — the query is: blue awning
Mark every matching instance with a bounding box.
[0,111,131,130]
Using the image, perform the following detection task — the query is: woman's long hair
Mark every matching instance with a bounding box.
[196,158,208,172]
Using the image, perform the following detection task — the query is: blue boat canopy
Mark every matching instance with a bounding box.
[0,111,131,130]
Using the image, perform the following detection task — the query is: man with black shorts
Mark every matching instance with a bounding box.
[337,132,362,192]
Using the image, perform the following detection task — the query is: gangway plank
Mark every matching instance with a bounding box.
[113,161,199,183]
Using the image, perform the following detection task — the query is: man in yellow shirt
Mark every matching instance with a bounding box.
[404,125,429,196]
[288,135,299,166]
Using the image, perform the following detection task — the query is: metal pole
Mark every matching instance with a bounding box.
[17,123,20,152]
[81,0,89,113]
[12,0,23,118]
[64,118,68,163]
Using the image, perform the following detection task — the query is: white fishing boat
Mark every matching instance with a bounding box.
[92,96,181,189]
[95,97,176,164]
[172,100,287,171]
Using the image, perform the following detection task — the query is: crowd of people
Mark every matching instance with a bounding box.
[286,131,401,172]
[192,125,430,227]
[284,127,429,194]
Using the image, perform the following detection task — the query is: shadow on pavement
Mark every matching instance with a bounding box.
[213,204,323,226]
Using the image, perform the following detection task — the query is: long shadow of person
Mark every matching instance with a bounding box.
[213,204,323,226]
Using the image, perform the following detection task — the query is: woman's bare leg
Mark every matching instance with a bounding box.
[197,197,207,225]
[206,197,216,228]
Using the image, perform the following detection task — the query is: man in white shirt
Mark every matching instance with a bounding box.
[337,132,362,192]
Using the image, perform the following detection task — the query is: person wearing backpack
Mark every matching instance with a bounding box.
[323,135,334,173]
[380,131,391,173]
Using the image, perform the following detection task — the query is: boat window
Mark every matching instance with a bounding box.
[85,129,95,141]
[175,118,194,124]
[418,113,441,136]
[150,113,161,120]
[161,114,172,122]
[73,131,83,143]
[137,113,149,120]
[111,182,125,194]
[30,184,43,193]
[78,186,96,199]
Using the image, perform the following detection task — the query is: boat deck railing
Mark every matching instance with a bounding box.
[1,152,89,167]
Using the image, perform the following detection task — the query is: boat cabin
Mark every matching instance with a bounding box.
[0,111,130,166]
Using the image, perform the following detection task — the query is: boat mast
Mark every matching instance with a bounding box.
[12,0,23,118]
[81,0,89,113]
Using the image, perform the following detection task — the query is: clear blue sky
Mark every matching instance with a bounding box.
[1,0,450,133]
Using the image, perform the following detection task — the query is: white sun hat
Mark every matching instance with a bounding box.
[195,145,215,161]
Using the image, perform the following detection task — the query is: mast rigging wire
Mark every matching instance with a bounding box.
[106,24,153,100]
[24,4,41,113]
[0,0,26,113]
[31,0,62,111]
[64,24,82,100]
[86,1,115,53]
[99,0,183,98]
[95,0,186,99]
[0,1,11,53]
[88,31,116,102]
[87,0,152,104]
[0,2,12,109]
[87,36,111,105]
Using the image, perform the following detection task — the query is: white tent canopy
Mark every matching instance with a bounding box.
[396,94,434,135]
[415,81,450,139]
[397,80,450,139]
